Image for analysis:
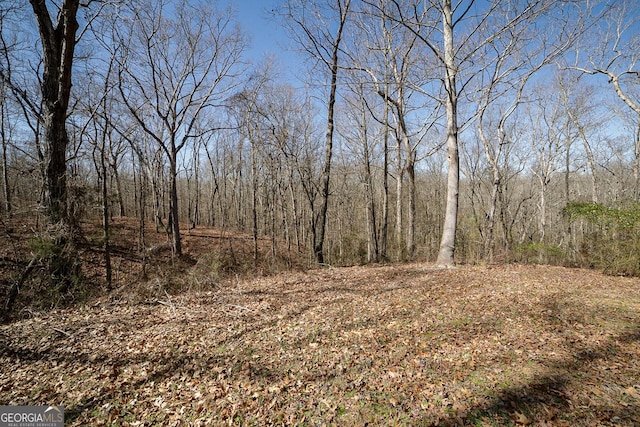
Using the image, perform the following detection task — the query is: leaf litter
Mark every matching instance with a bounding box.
[1,263,639,426]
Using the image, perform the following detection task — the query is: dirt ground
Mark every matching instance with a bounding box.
[1,258,639,425]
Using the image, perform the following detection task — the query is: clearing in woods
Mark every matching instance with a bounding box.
[0,219,639,425]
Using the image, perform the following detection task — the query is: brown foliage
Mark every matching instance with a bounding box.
[1,259,639,425]
[0,217,307,314]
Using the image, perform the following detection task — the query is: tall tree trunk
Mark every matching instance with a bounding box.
[138,158,148,280]
[251,137,259,264]
[565,137,571,206]
[564,132,573,256]
[314,86,335,264]
[380,88,390,261]
[151,168,162,233]
[484,172,500,263]
[539,176,548,244]
[169,145,182,256]
[278,183,292,258]
[314,4,348,264]
[204,145,219,227]
[99,144,112,289]
[30,0,81,289]
[32,0,78,227]
[0,100,11,218]
[406,151,416,259]
[192,147,200,226]
[44,97,70,226]
[395,142,404,260]
[436,0,459,267]
[288,176,302,252]
[111,163,125,217]
[362,119,379,263]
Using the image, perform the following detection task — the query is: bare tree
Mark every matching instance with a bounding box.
[0,81,14,219]
[347,0,440,260]
[27,0,88,234]
[1,0,83,290]
[0,3,18,218]
[114,0,246,256]
[556,74,607,204]
[568,0,640,199]
[281,0,352,264]
[374,0,576,266]
[526,84,567,244]
[75,49,122,289]
[257,84,320,257]
[473,0,582,261]
[226,66,274,263]
[435,0,459,267]
[338,83,381,262]
[0,4,46,219]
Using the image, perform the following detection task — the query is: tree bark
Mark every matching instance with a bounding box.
[168,144,182,255]
[314,1,350,264]
[31,0,79,227]
[436,0,459,267]
[29,0,81,289]
[395,142,404,259]
[405,144,416,259]
[99,142,112,289]
[0,97,11,218]
[381,84,390,261]
[360,101,379,262]
[111,162,125,217]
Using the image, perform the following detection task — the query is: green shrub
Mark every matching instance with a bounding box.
[564,202,640,276]
[513,243,567,265]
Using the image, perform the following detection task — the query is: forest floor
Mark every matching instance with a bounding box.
[1,218,640,426]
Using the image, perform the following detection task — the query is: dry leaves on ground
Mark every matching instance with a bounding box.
[1,263,639,426]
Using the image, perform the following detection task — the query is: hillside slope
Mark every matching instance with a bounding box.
[1,263,639,426]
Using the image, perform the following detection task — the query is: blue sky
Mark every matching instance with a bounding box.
[221,0,301,81]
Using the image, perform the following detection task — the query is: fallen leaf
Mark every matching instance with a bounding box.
[514,412,532,425]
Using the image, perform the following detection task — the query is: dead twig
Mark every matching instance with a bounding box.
[53,327,71,337]
[157,289,177,317]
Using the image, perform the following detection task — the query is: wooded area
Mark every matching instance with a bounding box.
[1,0,640,294]
[1,2,640,425]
